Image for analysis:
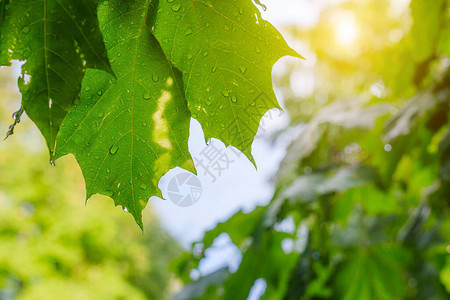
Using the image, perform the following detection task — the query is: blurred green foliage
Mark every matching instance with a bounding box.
[0,68,180,299]
[171,0,450,299]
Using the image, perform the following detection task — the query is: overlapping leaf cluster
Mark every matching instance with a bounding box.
[171,0,450,299]
[0,0,300,226]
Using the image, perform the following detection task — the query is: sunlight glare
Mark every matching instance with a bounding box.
[335,14,359,46]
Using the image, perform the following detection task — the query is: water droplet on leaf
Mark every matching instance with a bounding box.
[143,92,151,100]
[109,144,119,155]
[171,4,181,12]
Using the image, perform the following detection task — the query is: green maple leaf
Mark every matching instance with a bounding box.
[0,0,111,155]
[54,0,195,228]
[50,0,303,228]
[152,0,302,161]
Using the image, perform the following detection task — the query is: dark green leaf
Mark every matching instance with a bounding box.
[0,0,111,155]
